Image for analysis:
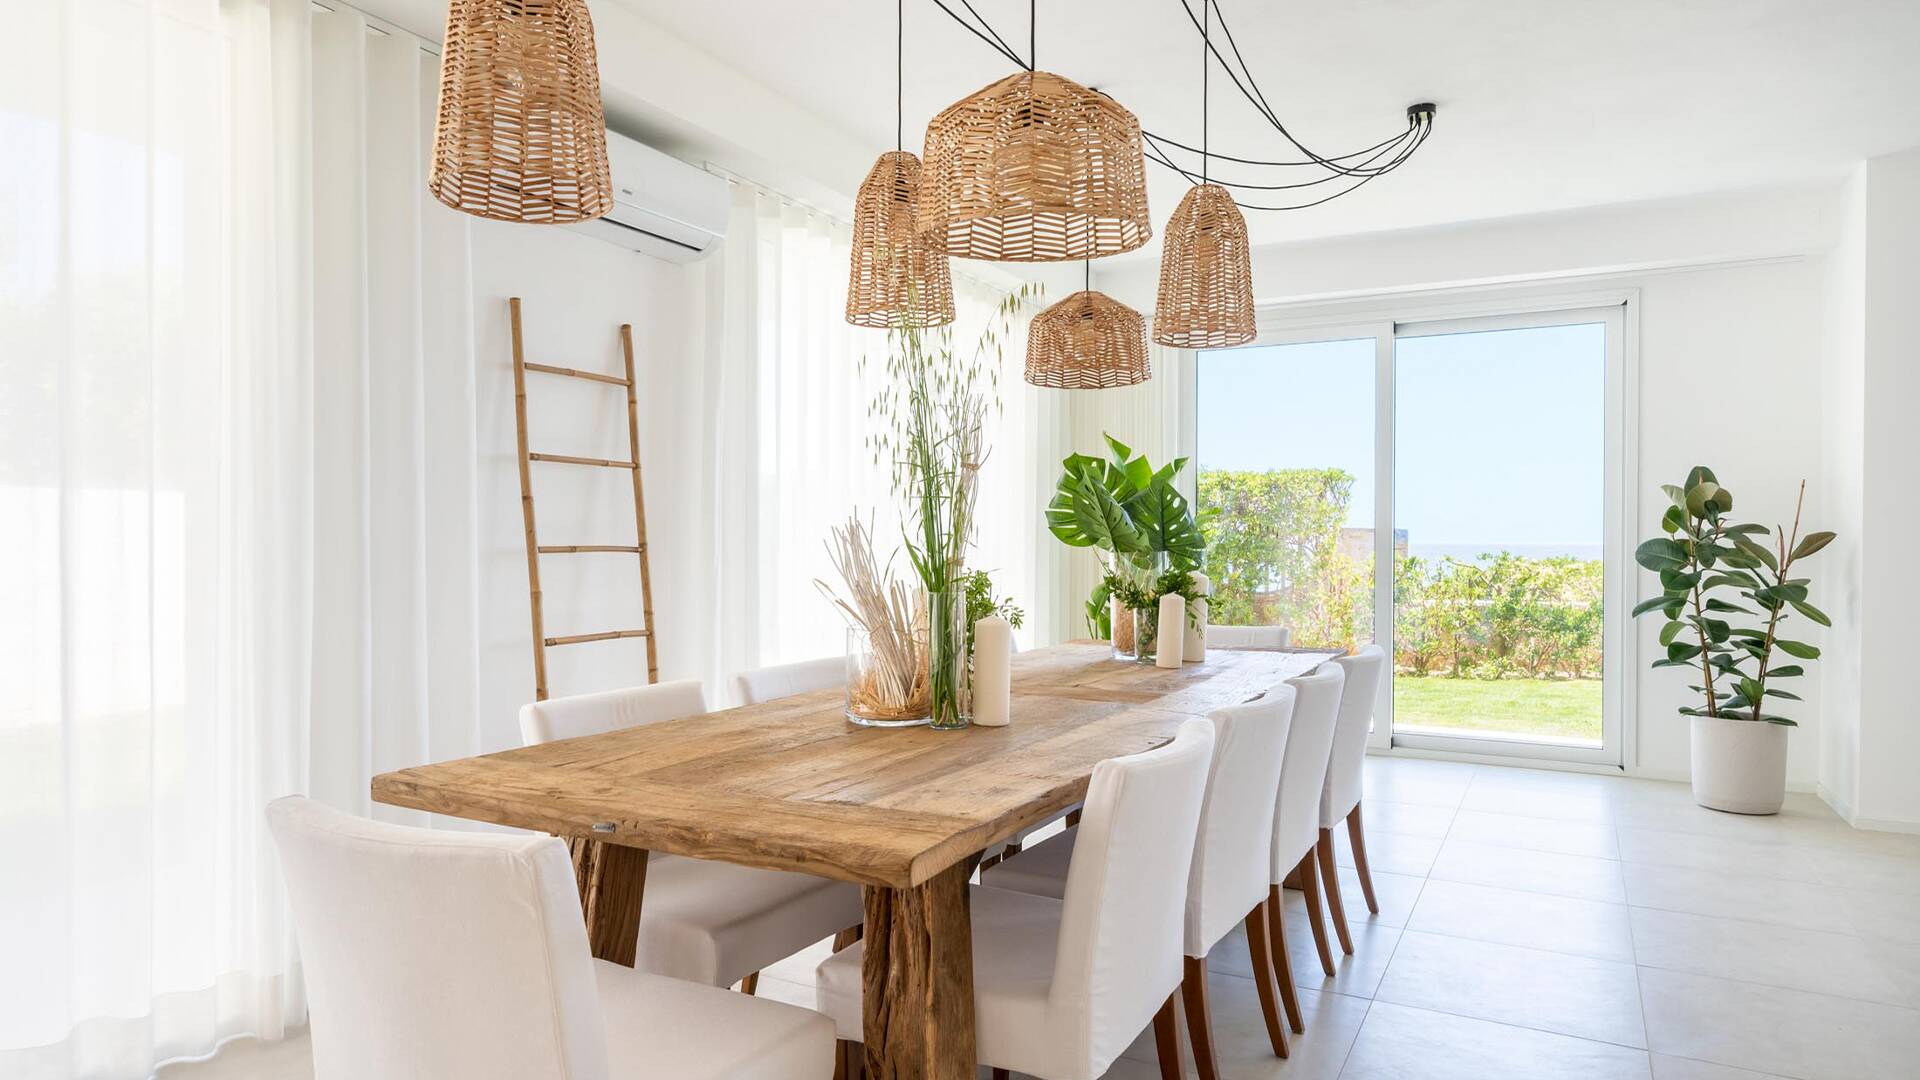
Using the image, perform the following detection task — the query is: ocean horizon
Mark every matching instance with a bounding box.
[1407,542,1603,563]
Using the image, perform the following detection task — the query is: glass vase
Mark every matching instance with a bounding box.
[927,588,972,730]
[1126,603,1160,665]
[844,626,931,727]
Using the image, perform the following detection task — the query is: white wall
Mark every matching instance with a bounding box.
[1823,146,1920,830]
[467,221,701,752]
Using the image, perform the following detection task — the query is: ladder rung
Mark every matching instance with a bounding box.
[528,452,637,469]
[545,629,652,646]
[524,362,631,387]
[538,545,646,554]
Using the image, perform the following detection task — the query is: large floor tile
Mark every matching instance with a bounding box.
[1615,827,1828,883]
[1447,808,1621,860]
[1621,863,1852,932]
[1363,759,1476,809]
[1649,1054,1789,1080]
[1374,931,1646,1048]
[1330,827,1442,877]
[1639,967,1920,1080]
[1279,866,1426,929]
[1408,879,1634,961]
[1430,839,1626,903]
[1118,975,1371,1080]
[1864,936,1920,1009]
[1340,1001,1651,1080]
[1628,907,1905,1005]
[1347,797,1458,839]
[1836,886,1920,945]
[1461,782,1616,824]
[1209,914,1400,1001]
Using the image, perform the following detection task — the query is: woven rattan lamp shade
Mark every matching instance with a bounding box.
[429,0,612,224]
[917,71,1152,263]
[846,152,956,328]
[1025,290,1150,389]
[1153,183,1255,348]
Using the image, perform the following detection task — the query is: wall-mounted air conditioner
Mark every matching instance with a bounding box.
[568,130,729,263]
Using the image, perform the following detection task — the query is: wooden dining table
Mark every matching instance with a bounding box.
[371,641,1336,1079]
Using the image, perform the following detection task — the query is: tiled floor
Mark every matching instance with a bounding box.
[165,756,1920,1080]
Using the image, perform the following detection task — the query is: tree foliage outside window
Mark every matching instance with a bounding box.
[1200,467,1602,679]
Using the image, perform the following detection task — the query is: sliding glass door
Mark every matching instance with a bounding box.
[1195,304,1628,766]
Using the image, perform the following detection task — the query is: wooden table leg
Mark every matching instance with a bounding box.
[861,859,977,1080]
[570,838,649,966]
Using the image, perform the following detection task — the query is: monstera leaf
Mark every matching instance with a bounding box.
[1047,456,1146,554]
[1124,477,1206,570]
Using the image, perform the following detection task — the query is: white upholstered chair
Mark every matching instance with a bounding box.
[267,797,834,1080]
[734,656,845,705]
[815,720,1217,1080]
[1315,645,1389,954]
[519,681,863,994]
[1205,624,1291,649]
[984,688,1301,1072]
[1266,663,1346,1029]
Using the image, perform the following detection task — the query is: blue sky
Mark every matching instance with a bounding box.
[1196,323,1605,553]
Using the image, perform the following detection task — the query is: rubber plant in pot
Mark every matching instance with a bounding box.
[1632,467,1834,814]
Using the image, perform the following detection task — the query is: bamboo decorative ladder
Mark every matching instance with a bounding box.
[508,297,659,701]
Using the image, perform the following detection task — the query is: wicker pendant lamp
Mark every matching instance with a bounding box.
[846,0,955,328]
[429,0,613,224]
[1154,3,1254,347]
[1026,263,1150,389]
[917,2,1151,262]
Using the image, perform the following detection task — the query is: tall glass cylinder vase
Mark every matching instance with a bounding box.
[1126,603,1160,665]
[927,589,972,729]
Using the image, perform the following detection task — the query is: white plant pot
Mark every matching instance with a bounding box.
[1689,714,1788,815]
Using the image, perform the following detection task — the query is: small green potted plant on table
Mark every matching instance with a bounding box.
[1632,467,1834,814]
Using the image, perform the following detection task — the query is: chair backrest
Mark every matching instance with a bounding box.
[1321,645,1387,827]
[732,655,845,705]
[268,797,609,1080]
[1206,625,1290,649]
[1184,686,1296,957]
[1270,663,1346,877]
[518,679,707,746]
[1050,718,1215,1076]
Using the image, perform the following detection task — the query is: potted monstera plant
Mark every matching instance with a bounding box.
[1045,435,1208,659]
[1632,467,1834,814]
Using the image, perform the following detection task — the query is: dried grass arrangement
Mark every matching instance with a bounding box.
[816,516,929,724]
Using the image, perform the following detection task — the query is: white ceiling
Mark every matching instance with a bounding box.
[364,0,1920,259]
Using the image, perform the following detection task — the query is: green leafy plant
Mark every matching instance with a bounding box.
[1631,468,1834,725]
[1047,434,1210,635]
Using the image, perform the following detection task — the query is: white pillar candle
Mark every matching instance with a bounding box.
[1156,592,1186,668]
[972,615,1013,726]
[1184,570,1211,662]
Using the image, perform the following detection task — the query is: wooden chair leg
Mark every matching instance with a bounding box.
[1317,828,1354,955]
[1296,851,1336,977]
[1182,955,1222,1080]
[990,1069,1010,1080]
[1151,991,1184,1080]
[832,924,862,951]
[1347,803,1380,915]
[1242,900,1291,1058]
[739,971,759,995]
[1065,807,1083,828]
[833,1039,862,1080]
[1266,885,1304,1033]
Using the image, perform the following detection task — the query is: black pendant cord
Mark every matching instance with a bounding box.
[897,0,904,151]
[1029,0,1036,71]
[1200,0,1208,186]
[1083,258,1090,294]
[923,0,1434,205]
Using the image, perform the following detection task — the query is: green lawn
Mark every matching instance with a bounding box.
[1393,675,1602,743]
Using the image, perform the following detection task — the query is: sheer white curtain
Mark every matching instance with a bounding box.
[688,187,1074,700]
[0,1,480,1074]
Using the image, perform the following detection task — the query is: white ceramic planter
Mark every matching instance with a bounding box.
[1689,714,1788,815]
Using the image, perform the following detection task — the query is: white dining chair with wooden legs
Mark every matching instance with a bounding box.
[983,689,1301,1075]
[1267,662,1346,1027]
[267,797,835,1080]
[815,720,1217,1080]
[1316,645,1389,954]
[734,656,845,706]
[520,680,863,996]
